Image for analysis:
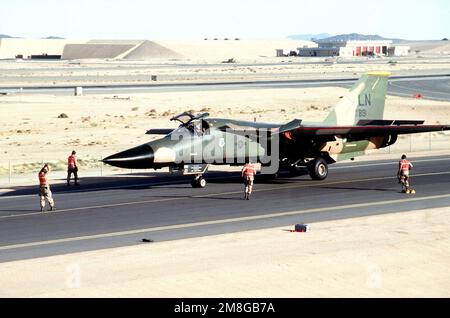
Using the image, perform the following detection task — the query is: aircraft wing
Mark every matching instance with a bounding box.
[283,123,450,139]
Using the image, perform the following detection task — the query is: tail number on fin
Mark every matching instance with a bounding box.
[358,109,368,118]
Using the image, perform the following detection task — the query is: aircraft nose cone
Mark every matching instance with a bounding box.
[103,144,154,169]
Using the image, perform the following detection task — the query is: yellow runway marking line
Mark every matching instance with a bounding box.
[0,171,449,221]
[0,193,449,252]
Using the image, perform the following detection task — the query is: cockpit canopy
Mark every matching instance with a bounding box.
[171,112,210,125]
[170,112,210,136]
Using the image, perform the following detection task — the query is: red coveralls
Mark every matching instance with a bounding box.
[39,169,55,211]
[398,159,413,191]
[67,154,79,186]
[242,163,256,200]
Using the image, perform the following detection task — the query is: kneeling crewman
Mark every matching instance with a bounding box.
[398,154,414,194]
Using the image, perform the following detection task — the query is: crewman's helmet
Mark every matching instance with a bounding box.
[401,154,407,160]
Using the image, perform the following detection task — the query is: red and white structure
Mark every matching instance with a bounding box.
[301,39,411,58]
[339,40,393,57]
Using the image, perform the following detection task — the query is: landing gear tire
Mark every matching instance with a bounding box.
[191,176,207,188]
[308,158,328,180]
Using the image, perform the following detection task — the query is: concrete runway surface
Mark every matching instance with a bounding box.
[0,155,449,263]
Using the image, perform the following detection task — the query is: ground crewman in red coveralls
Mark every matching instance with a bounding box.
[67,150,79,186]
[242,161,257,200]
[38,164,55,212]
[398,154,414,193]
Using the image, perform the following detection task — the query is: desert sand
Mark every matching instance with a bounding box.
[0,206,448,298]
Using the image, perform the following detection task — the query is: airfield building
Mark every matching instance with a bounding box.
[298,40,410,57]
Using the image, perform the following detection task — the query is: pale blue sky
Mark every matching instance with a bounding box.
[1,0,448,40]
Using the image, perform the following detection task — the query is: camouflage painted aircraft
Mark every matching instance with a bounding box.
[103,72,449,188]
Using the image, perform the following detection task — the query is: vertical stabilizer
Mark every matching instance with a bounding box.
[323,72,390,125]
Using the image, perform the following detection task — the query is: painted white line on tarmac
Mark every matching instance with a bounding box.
[1,193,449,251]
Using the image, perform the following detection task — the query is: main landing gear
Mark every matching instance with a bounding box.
[188,159,329,187]
[307,157,329,180]
[191,175,207,188]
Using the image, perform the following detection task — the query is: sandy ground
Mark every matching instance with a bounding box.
[0,206,448,298]
[159,39,313,62]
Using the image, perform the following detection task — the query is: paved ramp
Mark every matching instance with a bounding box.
[0,155,449,262]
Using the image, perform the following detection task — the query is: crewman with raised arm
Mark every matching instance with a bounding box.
[38,164,55,212]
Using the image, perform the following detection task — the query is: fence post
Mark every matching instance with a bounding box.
[9,160,11,184]
[409,135,412,152]
[429,132,432,151]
